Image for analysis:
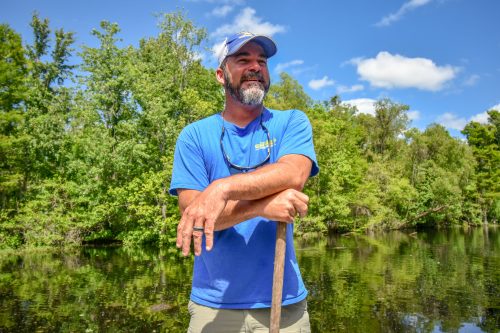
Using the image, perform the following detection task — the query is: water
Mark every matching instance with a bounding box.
[0,227,499,332]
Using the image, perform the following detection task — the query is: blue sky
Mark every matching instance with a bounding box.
[2,0,499,136]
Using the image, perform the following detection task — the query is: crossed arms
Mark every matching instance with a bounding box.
[176,154,313,256]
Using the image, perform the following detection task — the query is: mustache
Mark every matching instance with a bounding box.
[240,72,264,83]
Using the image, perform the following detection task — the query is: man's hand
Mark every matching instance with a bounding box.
[258,189,309,223]
[177,181,228,256]
[177,187,309,256]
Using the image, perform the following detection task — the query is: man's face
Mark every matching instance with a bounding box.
[221,41,271,106]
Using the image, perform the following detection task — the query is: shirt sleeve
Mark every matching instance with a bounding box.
[276,110,319,177]
[169,128,210,196]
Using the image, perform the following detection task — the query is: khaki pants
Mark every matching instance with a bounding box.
[187,299,311,333]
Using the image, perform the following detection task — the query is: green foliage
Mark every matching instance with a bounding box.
[26,12,74,95]
[305,100,367,232]
[0,24,27,111]
[299,228,500,332]
[0,247,194,331]
[357,98,409,156]
[1,228,499,332]
[265,72,312,111]
[0,24,27,215]
[0,11,497,249]
[0,12,222,248]
[393,124,479,227]
[462,110,500,223]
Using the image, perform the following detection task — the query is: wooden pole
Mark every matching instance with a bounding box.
[270,222,287,333]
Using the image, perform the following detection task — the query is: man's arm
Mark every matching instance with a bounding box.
[177,188,309,256]
[215,154,312,200]
[178,188,309,230]
[177,154,312,256]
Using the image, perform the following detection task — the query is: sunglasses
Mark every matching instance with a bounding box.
[220,114,271,172]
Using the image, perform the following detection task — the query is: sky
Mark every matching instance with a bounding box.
[2,0,500,136]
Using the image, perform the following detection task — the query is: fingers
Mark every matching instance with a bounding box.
[286,190,309,221]
[177,207,197,256]
[260,189,310,223]
[177,214,189,249]
[176,187,227,256]
[181,214,196,256]
[284,204,296,223]
[177,209,216,256]
[294,200,308,218]
[192,218,204,256]
[296,191,310,204]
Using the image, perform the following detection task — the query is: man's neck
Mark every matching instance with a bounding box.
[222,95,264,127]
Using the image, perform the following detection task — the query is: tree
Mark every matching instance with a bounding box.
[124,11,222,245]
[0,24,28,246]
[0,14,76,247]
[400,124,478,226]
[0,24,27,112]
[462,110,500,223]
[265,72,312,111]
[357,98,409,156]
[22,12,75,180]
[26,12,74,102]
[305,99,368,232]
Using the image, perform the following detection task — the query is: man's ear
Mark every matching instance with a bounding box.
[216,67,225,85]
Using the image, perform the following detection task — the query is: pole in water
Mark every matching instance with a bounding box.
[270,221,287,333]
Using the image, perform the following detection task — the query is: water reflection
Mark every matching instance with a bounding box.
[297,227,500,332]
[0,228,498,332]
[0,247,194,332]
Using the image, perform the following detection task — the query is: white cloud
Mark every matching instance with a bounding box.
[467,103,500,124]
[437,108,496,130]
[342,57,363,67]
[343,99,420,120]
[336,84,364,94]
[211,7,286,38]
[463,74,480,86]
[351,51,457,91]
[342,98,377,115]
[208,5,234,17]
[470,112,489,124]
[376,0,433,27]
[407,110,420,121]
[290,66,313,76]
[274,60,304,74]
[437,112,467,131]
[308,76,335,90]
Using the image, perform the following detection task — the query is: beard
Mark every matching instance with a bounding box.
[223,69,270,106]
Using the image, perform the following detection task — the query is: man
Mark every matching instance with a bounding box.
[170,31,319,332]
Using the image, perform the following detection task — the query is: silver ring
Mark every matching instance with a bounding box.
[193,226,204,232]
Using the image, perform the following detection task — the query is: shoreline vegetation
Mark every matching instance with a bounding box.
[1,12,499,250]
[0,225,497,257]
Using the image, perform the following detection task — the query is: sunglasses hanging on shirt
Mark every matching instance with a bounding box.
[220,113,271,172]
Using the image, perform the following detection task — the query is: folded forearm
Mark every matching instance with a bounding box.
[214,155,311,202]
[214,187,309,231]
[214,199,263,231]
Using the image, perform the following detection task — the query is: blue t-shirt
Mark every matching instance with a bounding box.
[169,108,319,309]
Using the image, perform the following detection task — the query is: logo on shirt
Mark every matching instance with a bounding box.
[255,138,277,150]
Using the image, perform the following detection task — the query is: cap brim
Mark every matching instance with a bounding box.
[227,35,277,59]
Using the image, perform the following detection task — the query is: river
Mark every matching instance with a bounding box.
[1,227,499,332]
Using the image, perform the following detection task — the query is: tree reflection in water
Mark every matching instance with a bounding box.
[0,227,499,332]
